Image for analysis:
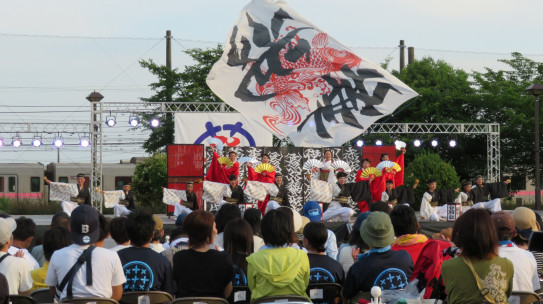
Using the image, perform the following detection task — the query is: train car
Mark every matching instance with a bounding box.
[0,163,46,201]
[45,162,136,191]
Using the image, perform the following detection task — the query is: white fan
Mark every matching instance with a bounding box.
[376,161,401,172]
[238,156,258,165]
[207,137,224,151]
[395,140,406,150]
[331,160,352,173]
[303,159,323,172]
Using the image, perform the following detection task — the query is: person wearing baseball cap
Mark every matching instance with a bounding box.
[0,216,33,295]
[492,211,540,292]
[512,207,541,248]
[45,205,126,301]
[342,212,413,300]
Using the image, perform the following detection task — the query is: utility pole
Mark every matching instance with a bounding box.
[408,47,415,65]
[166,30,172,70]
[399,40,405,71]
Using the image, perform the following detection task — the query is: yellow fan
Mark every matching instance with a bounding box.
[218,156,233,167]
[360,167,382,179]
[391,162,402,172]
[255,163,275,174]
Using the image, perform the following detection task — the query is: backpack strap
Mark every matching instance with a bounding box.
[0,253,10,264]
[461,257,497,303]
[56,245,96,299]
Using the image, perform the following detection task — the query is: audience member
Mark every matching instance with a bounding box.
[109,217,130,252]
[32,212,70,267]
[370,201,391,214]
[150,215,165,253]
[30,227,72,291]
[276,207,302,248]
[214,204,242,248]
[300,203,338,259]
[223,218,254,286]
[342,211,413,301]
[247,209,310,301]
[491,211,540,292]
[118,210,174,293]
[336,212,369,273]
[162,226,188,267]
[512,207,540,249]
[0,217,32,295]
[533,212,543,279]
[390,205,430,264]
[243,208,265,251]
[0,273,8,304]
[172,210,234,298]
[45,204,126,301]
[441,208,513,304]
[8,216,39,270]
[303,222,345,285]
[95,214,110,248]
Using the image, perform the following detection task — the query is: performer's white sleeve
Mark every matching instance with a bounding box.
[49,182,78,202]
[244,181,275,201]
[381,191,389,202]
[102,190,124,208]
[202,181,231,204]
[420,192,436,220]
[162,188,187,205]
[454,192,467,204]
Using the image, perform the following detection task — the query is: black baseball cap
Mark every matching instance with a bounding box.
[70,205,100,245]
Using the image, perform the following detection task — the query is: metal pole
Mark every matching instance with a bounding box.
[535,95,541,209]
[399,40,405,71]
[166,30,172,70]
[408,47,415,65]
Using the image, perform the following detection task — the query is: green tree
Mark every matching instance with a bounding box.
[472,52,543,185]
[139,45,224,153]
[131,153,167,207]
[404,152,460,210]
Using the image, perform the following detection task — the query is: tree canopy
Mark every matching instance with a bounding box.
[131,153,167,207]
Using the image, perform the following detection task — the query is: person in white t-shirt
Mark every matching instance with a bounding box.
[8,216,39,271]
[45,205,126,301]
[0,216,33,295]
[491,211,540,293]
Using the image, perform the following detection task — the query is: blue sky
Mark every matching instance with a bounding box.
[0,0,542,163]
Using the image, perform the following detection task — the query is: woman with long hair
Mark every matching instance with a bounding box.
[441,208,513,304]
[223,218,254,287]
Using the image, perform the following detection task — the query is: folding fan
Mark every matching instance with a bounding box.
[207,137,224,151]
[218,156,233,167]
[255,163,275,174]
[395,140,406,150]
[331,160,351,173]
[303,159,323,172]
[360,167,382,179]
[376,161,402,172]
[238,156,258,165]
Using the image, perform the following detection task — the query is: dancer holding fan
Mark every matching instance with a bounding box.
[207,138,239,184]
[246,154,276,215]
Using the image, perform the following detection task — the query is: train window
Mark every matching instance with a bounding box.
[0,177,3,192]
[59,176,69,183]
[8,177,16,193]
[30,177,40,192]
[115,176,132,190]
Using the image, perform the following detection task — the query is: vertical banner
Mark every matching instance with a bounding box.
[174,113,272,147]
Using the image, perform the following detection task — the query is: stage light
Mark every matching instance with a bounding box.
[105,114,116,127]
[53,136,64,148]
[356,140,364,147]
[129,116,139,127]
[431,139,438,147]
[80,137,90,148]
[413,139,422,147]
[0,139,3,147]
[375,140,383,146]
[150,118,160,128]
[449,139,457,147]
[12,133,22,147]
[32,137,42,147]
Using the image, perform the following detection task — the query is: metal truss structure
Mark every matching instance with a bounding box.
[363,123,501,182]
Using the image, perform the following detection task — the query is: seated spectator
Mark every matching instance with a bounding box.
[302,202,338,259]
[95,214,110,248]
[441,208,513,304]
[247,209,310,301]
[30,227,72,291]
[491,211,540,292]
[32,212,70,267]
[0,216,33,295]
[8,216,39,270]
[337,212,369,273]
[118,210,174,294]
[45,205,126,301]
[370,201,391,214]
[342,211,413,301]
[532,212,543,280]
[173,210,234,298]
[277,206,303,249]
[149,215,165,253]
[303,222,345,285]
[223,218,254,286]
[243,208,265,251]
[109,216,130,252]
[162,226,189,267]
[214,204,242,248]
[512,207,540,250]
[0,273,8,304]
[390,205,431,264]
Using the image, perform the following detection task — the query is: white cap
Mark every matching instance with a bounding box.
[0,217,16,244]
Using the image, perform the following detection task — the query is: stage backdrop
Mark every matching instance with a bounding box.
[174,113,273,147]
[205,145,400,211]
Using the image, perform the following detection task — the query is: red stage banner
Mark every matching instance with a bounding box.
[167,144,204,213]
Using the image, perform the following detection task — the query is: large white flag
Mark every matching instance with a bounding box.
[207,0,418,147]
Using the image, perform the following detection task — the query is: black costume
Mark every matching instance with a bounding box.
[472,181,509,203]
[335,181,372,207]
[120,190,135,210]
[227,185,245,205]
[424,189,455,207]
[182,191,199,211]
[270,183,289,207]
[76,185,91,205]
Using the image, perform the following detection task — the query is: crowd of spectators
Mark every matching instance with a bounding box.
[0,201,541,304]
